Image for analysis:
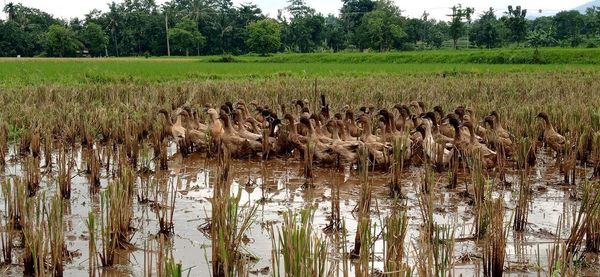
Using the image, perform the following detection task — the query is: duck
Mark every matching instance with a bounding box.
[465,107,487,138]
[207,108,224,143]
[417,119,454,167]
[309,114,333,143]
[483,115,514,157]
[449,118,497,169]
[325,120,362,163]
[537,112,566,155]
[233,110,263,141]
[379,109,412,161]
[356,114,379,144]
[158,109,186,141]
[344,110,362,138]
[298,117,337,164]
[351,115,392,165]
[488,111,511,140]
[218,110,262,157]
[393,104,414,132]
[423,112,454,146]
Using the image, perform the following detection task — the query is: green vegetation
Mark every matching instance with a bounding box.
[2,1,600,57]
[1,48,599,87]
[246,19,281,56]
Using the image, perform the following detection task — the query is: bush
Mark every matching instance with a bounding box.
[208,55,239,63]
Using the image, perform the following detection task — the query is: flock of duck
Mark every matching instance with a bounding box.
[157,96,567,172]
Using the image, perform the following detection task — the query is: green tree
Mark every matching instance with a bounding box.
[448,4,474,49]
[246,19,281,55]
[585,7,600,37]
[527,29,557,50]
[169,19,205,55]
[502,5,528,45]
[323,15,346,51]
[356,0,405,51]
[282,0,325,52]
[81,22,109,56]
[44,24,82,57]
[554,10,585,47]
[469,8,503,48]
[340,0,375,47]
[425,21,447,48]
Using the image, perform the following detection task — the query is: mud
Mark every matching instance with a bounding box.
[0,143,599,276]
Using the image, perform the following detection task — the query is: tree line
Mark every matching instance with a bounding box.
[1,0,600,57]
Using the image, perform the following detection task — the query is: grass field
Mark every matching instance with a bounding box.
[1,50,599,87]
[1,49,600,277]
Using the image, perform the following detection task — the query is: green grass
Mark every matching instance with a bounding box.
[1,48,599,87]
[236,48,600,64]
[0,56,598,87]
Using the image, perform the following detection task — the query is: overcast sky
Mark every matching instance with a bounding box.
[0,0,591,21]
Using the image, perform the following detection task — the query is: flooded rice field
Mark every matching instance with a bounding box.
[0,142,598,277]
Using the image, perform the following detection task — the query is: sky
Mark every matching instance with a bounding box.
[0,0,592,21]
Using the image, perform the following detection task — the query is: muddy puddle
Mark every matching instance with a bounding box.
[0,143,599,276]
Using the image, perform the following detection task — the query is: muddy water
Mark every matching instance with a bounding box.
[0,143,599,276]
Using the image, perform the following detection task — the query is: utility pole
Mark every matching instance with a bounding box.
[165,13,170,57]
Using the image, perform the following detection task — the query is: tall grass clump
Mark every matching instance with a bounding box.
[21,193,48,276]
[383,201,410,276]
[25,156,40,196]
[0,122,7,169]
[415,222,455,277]
[86,149,101,193]
[42,128,53,170]
[0,178,15,264]
[110,163,136,248]
[157,177,178,235]
[390,136,407,197]
[57,147,72,199]
[471,157,491,238]
[272,208,331,277]
[513,171,530,232]
[88,164,135,268]
[87,212,99,275]
[48,195,65,276]
[547,216,575,276]
[432,224,455,277]
[351,146,372,260]
[566,180,600,259]
[483,198,507,277]
[211,151,257,277]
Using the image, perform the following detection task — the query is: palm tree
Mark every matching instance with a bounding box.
[3,2,16,21]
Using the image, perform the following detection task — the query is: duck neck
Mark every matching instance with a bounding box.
[468,126,475,143]
[543,118,554,131]
[454,127,461,142]
[425,124,433,139]
[160,111,174,126]
[331,126,340,140]
[286,118,297,135]
[338,123,348,140]
[221,116,233,133]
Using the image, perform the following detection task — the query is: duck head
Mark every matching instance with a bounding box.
[483,115,495,128]
[433,105,444,118]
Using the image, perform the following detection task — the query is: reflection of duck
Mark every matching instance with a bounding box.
[537,112,566,155]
